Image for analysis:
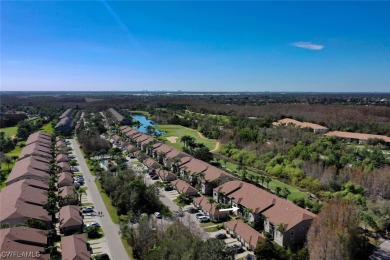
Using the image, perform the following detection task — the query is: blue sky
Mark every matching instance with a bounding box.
[1,1,389,92]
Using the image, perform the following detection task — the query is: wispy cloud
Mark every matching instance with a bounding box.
[291,42,324,50]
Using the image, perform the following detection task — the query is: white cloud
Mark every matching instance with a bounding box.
[291,42,324,50]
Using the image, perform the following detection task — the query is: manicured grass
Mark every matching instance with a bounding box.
[0,126,18,138]
[0,142,26,191]
[200,222,216,228]
[121,237,134,259]
[154,124,217,151]
[173,197,190,207]
[222,161,308,201]
[40,122,54,134]
[81,202,94,207]
[95,181,120,224]
[130,110,151,118]
[204,226,219,232]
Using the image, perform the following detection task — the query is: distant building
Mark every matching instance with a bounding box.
[273,118,329,133]
[324,131,390,145]
[107,108,131,125]
[55,109,73,135]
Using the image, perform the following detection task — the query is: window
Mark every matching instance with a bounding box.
[300,228,303,231]
[290,231,295,236]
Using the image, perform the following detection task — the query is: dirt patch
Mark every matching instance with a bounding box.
[166,136,178,143]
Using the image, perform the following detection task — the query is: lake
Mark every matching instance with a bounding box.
[131,114,165,135]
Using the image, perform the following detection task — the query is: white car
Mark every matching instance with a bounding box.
[198,216,210,222]
[86,222,101,227]
[154,212,162,219]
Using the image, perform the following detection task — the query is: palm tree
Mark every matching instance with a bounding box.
[208,197,216,204]
[276,223,285,235]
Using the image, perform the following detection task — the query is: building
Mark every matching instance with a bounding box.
[171,179,198,196]
[55,117,73,135]
[59,205,83,234]
[19,142,52,160]
[214,180,316,247]
[108,108,131,125]
[25,132,52,146]
[58,186,78,206]
[143,157,160,169]
[157,169,177,181]
[193,196,228,221]
[61,234,91,260]
[224,219,265,251]
[272,118,329,133]
[324,131,390,145]
[57,172,74,187]
[0,227,49,260]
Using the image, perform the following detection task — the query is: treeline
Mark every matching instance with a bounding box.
[121,218,227,260]
[0,113,27,128]
[98,170,167,216]
[76,128,111,156]
[0,132,16,153]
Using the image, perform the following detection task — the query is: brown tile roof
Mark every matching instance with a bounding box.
[120,126,131,133]
[152,142,163,149]
[202,166,230,183]
[10,179,49,190]
[26,132,52,146]
[224,219,265,249]
[57,172,74,186]
[0,186,51,224]
[133,134,150,143]
[324,131,390,143]
[58,162,71,172]
[2,180,48,206]
[171,180,198,195]
[56,153,69,163]
[59,109,73,119]
[112,135,121,141]
[61,234,91,260]
[56,140,67,148]
[193,196,222,216]
[143,158,160,169]
[58,186,76,199]
[157,169,177,180]
[19,143,52,159]
[126,144,138,152]
[6,156,50,185]
[179,157,209,175]
[108,108,124,122]
[262,198,316,231]
[125,129,141,137]
[164,148,187,160]
[59,205,82,229]
[140,137,155,146]
[0,227,49,260]
[153,143,173,154]
[273,118,328,131]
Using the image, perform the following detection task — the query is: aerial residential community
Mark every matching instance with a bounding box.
[2,1,390,260]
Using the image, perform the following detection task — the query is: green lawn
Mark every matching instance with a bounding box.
[0,142,25,190]
[40,122,54,134]
[154,124,217,151]
[0,126,18,138]
[222,161,308,201]
[95,180,121,224]
[121,237,134,259]
[130,110,151,118]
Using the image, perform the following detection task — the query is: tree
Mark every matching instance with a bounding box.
[264,176,271,190]
[255,238,279,260]
[275,186,281,195]
[85,225,101,239]
[307,198,371,260]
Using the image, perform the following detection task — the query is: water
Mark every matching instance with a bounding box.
[131,114,165,135]
[101,161,107,167]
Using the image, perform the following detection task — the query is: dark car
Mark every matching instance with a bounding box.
[215,233,227,239]
[82,207,94,213]
[151,175,159,180]
[164,186,174,191]
[187,207,199,213]
[94,253,110,260]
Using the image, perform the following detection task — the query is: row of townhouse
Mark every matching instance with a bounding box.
[107,108,131,125]
[0,132,91,259]
[116,126,316,248]
[55,108,74,135]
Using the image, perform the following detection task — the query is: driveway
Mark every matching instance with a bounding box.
[68,139,130,260]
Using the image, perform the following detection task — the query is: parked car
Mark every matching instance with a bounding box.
[151,175,159,180]
[244,254,255,260]
[199,216,210,222]
[71,166,79,172]
[215,233,227,239]
[93,253,110,260]
[154,212,162,219]
[226,244,244,253]
[195,213,205,219]
[187,207,199,213]
[86,222,101,227]
[164,186,174,191]
[82,207,94,213]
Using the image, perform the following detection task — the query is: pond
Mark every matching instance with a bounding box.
[131,114,165,135]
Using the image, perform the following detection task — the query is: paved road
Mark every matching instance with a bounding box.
[69,139,130,260]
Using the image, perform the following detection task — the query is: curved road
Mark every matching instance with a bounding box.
[69,139,130,260]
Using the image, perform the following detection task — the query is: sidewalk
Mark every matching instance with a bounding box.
[68,139,130,260]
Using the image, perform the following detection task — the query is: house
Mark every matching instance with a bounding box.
[59,109,73,119]
[200,166,230,195]
[19,142,52,159]
[0,227,49,260]
[61,234,91,260]
[324,131,390,145]
[0,182,51,229]
[139,137,155,151]
[6,156,50,185]
[125,128,141,141]
[56,139,67,149]
[272,118,329,133]
[224,219,265,251]
[214,180,316,247]
[133,134,151,149]
[110,134,121,145]
[55,117,73,135]
[163,149,187,168]
[125,144,138,157]
[151,143,173,163]
[157,169,177,181]
[57,172,74,187]
[119,126,132,135]
[58,186,78,206]
[56,153,69,163]
[143,157,160,169]
[59,205,83,234]
[25,132,52,146]
[108,108,131,125]
[193,196,228,221]
[171,180,198,196]
[262,198,316,246]
[58,161,71,172]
